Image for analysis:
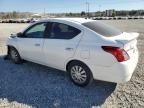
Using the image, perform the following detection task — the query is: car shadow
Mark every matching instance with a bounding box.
[0,55,117,108]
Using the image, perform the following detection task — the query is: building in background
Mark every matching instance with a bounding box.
[105,9,115,17]
[31,14,42,18]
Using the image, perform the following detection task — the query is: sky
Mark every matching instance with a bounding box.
[0,0,144,13]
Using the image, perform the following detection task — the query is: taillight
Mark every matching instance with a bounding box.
[102,46,129,62]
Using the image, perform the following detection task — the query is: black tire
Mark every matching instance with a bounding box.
[9,47,22,64]
[67,61,93,87]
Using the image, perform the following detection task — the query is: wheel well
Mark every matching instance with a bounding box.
[7,45,17,54]
[7,46,12,54]
[66,60,90,72]
[66,60,93,80]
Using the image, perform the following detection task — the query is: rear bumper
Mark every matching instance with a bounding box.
[91,50,139,83]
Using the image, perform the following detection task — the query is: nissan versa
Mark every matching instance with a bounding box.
[6,18,139,86]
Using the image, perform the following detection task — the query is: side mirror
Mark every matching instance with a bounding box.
[17,32,23,37]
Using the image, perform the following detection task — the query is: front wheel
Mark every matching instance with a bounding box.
[68,62,93,87]
[9,47,22,64]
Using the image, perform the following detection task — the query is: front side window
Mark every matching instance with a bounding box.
[48,22,81,39]
[24,23,47,38]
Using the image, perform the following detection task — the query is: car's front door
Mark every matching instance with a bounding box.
[43,22,82,70]
[17,22,47,63]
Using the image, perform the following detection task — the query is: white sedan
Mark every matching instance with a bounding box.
[6,18,139,86]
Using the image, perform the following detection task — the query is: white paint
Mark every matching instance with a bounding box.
[7,18,139,83]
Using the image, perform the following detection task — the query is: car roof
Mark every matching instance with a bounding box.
[55,18,93,23]
[40,18,93,24]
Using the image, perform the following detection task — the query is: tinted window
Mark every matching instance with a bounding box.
[82,21,122,37]
[48,22,81,39]
[24,23,47,38]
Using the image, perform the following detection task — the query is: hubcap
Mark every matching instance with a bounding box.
[11,50,18,60]
[70,65,87,84]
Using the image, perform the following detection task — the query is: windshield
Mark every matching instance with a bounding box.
[82,21,122,37]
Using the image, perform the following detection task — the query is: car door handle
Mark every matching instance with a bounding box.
[34,43,40,46]
[65,48,74,51]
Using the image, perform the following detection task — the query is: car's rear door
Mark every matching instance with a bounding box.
[17,22,47,63]
[43,22,82,70]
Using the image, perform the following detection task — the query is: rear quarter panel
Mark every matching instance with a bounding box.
[65,30,120,70]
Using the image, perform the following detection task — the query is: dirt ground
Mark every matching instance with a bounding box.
[0,20,144,108]
[102,20,144,108]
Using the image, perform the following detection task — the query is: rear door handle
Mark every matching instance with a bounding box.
[34,43,40,46]
[65,48,74,51]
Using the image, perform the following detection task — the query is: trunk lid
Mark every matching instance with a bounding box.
[110,32,139,57]
[112,32,139,45]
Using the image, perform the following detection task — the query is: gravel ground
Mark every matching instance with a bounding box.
[0,20,144,108]
[102,20,144,108]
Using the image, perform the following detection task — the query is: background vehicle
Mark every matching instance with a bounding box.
[6,18,139,86]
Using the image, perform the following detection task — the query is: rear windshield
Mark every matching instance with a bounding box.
[82,21,122,37]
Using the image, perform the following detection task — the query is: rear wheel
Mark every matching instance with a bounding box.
[67,61,93,87]
[9,47,22,64]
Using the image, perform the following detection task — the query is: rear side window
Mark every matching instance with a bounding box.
[82,21,122,37]
[48,22,81,39]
